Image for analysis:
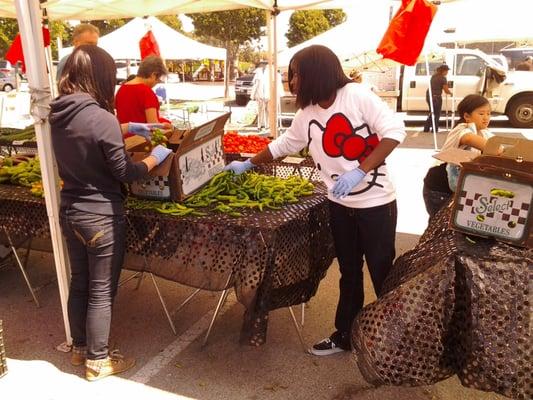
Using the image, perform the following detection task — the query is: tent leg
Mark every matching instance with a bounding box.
[15,0,72,346]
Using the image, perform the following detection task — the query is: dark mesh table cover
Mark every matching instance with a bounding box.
[0,164,334,345]
[352,205,532,400]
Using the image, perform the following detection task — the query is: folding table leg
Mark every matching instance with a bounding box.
[202,272,233,347]
[272,274,307,352]
[149,273,177,335]
[287,305,308,353]
[3,229,39,307]
[22,237,33,270]
[118,271,142,287]
[134,271,144,290]
[301,303,305,326]
[173,288,202,316]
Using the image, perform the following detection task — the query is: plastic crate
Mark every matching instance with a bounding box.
[0,320,6,378]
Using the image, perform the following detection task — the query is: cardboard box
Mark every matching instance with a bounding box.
[450,137,533,248]
[433,148,479,166]
[129,112,231,201]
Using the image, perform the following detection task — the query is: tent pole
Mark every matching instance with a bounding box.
[267,9,278,138]
[425,55,438,150]
[14,0,72,345]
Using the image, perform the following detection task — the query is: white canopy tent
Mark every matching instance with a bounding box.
[6,0,362,345]
[59,16,226,61]
[424,0,533,46]
[277,1,392,68]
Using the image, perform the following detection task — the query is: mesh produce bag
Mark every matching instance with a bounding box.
[352,206,532,399]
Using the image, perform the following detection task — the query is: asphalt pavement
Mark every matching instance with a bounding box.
[0,82,524,400]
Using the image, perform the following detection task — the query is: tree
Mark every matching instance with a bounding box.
[286,9,346,48]
[0,18,71,61]
[83,19,131,37]
[0,18,21,57]
[48,21,71,60]
[323,9,346,27]
[187,9,265,96]
[158,15,183,32]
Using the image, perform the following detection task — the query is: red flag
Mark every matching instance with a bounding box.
[5,27,51,72]
[139,30,160,60]
[376,0,437,66]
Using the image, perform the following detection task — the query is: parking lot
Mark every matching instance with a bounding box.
[1,80,529,400]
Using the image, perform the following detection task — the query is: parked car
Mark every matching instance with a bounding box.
[115,59,140,83]
[0,60,14,76]
[234,73,254,105]
[0,71,16,91]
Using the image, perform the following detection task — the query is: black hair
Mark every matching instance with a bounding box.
[58,45,116,113]
[288,45,351,109]
[137,55,168,79]
[436,64,450,74]
[456,94,490,125]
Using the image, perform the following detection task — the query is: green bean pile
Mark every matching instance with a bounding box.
[127,171,315,217]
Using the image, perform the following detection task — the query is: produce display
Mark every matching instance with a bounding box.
[127,170,315,217]
[223,132,270,154]
[151,128,168,147]
[0,126,36,142]
[0,155,41,187]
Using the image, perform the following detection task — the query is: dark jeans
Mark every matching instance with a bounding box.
[422,185,452,220]
[59,208,126,360]
[328,200,397,337]
[423,93,443,133]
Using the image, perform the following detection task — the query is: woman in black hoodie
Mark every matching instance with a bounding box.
[49,45,171,381]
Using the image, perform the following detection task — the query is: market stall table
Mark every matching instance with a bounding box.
[352,205,532,400]
[0,170,334,346]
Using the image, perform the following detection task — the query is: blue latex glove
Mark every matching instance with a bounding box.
[331,167,366,199]
[150,145,172,165]
[223,159,254,175]
[128,122,165,139]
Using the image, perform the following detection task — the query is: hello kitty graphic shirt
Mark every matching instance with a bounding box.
[269,83,406,208]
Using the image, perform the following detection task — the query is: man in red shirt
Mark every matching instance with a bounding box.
[115,55,171,137]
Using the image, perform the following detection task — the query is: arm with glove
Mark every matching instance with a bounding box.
[331,138,401,198]
[121,122,171,139]
[223,113,307,175]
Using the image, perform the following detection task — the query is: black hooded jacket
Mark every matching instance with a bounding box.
[49,93,148,215]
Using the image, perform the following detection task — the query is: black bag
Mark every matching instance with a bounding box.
[423,163,452,194]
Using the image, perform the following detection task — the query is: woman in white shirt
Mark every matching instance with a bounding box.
[224,45,406,356]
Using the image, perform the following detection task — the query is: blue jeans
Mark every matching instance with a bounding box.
[423,93,443,133]
[60,208,126,360]
[328,200,397,339]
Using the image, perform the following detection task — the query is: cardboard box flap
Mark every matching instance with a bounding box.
[484,136,533,161]
[125,135,148,152]
[131,151,175,177]
[168,112,231,149]
[433,148,479,166]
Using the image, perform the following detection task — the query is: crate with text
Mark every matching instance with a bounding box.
[129,112,231,202]
[450,137,533,248]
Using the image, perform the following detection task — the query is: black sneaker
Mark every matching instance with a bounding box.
[310,332,350,356]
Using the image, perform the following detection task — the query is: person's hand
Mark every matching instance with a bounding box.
[150,145,172,166]
[331,167,366,199]
[128,122,166,139]
[223,159,254,175]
